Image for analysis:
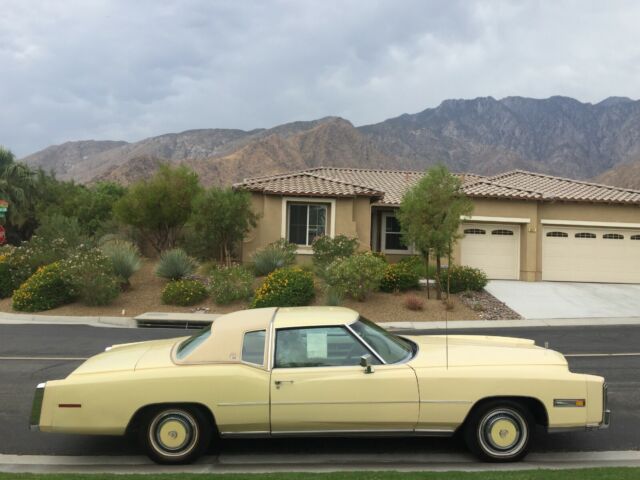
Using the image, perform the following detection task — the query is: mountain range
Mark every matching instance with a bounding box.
[21,95,640,189]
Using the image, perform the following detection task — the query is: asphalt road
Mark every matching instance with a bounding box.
[1,323,638,457]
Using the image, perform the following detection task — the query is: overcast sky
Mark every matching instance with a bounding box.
[2,0,640,157]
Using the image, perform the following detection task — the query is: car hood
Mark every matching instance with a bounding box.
[404,334,568,368]
[69,337,185,376]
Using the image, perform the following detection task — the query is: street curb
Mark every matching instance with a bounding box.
[1,450,639,473]
[3,310,640,330]
[384,316,640,330]
[0,312,135,328]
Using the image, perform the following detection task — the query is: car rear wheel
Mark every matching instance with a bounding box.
[464,400,532,462]
[140,406,212,464]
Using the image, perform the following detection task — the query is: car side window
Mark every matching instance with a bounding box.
[274,326,377,368]
[242,330,266,365]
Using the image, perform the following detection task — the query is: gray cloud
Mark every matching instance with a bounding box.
[2,0,640,156]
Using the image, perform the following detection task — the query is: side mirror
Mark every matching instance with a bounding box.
[360,354,375,374]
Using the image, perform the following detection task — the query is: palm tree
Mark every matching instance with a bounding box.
[0,146,37,228]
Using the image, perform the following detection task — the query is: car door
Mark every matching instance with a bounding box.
[270,326,419,434]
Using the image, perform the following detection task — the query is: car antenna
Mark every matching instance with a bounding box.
[445,293,449,369]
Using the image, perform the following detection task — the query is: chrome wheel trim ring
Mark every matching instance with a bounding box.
[477,408,528,458]
[148,409,199,458]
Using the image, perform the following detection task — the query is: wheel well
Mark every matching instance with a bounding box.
[126,403,218,436]
[463,396,548,428]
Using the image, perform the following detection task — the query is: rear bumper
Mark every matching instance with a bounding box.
[29,382,46,432]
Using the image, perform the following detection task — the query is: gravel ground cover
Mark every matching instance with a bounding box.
[0,260,517,323]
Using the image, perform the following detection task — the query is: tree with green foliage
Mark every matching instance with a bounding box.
[0,146,37,232]
[114,165,201,253]
[397,165,473,299]
[190,187,258,265]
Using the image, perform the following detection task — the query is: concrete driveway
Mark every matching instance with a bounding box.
[485,280,640,319]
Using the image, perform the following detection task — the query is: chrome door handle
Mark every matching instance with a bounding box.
[274,380,294,389]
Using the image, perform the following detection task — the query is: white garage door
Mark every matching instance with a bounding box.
[542,226,640,283]
[460,223,520,280]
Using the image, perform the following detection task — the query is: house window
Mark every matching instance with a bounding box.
[492,229,514,236]
[575,232,596,239]
[464,228,486,235]
[603,233,624,240]
[382,213,408,252]
[631,235,640,241]
[546,231,568,238]
[287,203,327,246]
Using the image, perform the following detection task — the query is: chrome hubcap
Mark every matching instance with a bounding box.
[149,410,199,457]
[478,408,527,457]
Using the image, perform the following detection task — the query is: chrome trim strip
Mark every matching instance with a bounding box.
[29,382,46,431]
[270,428,455,437]
[220,431,270,438]
[272,400,417,406]
[420,400,472,404]
[218,401,269,407]
[345,324,386,365]
[267,308,278,372]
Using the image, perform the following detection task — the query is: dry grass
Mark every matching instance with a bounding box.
[0,259,480,322]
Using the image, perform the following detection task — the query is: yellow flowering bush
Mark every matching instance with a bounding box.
[380,262,420,293]
[12,262,77,312]
[161,279,208,306]
[251,266,315,308]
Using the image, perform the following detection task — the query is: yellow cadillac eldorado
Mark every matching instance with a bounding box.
[30,306,609,464]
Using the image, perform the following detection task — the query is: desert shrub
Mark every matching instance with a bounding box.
[325,252,386,301]
[379,262,420,292]
[312,235,358,273]
[62,246,120,306]
[403,294,424,311]
[251,239,297,276]
[324,287,344,306]
[34,214,89,248]
[101,240,141,285]
[0,252,14,298]
[209,265,254,305]
[251,266,315,308]
[398,256,436,279]
[161,279,208,306]
[12,262,76,312]
[156,248,198,280]
[439,265,488,294]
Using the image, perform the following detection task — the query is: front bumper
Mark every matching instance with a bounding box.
[29,382,46,432]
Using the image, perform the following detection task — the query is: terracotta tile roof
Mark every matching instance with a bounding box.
[235,167,640,206]
[235,171,384,198]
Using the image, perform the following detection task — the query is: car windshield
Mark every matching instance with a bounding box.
[176,325,212,360]
[350,317,413,364]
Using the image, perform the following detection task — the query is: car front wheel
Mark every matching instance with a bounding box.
[141,406,211,464]
[464,400,532,462]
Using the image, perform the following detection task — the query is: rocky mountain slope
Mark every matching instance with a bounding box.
[21,96,640,186]
[594,159,640,189]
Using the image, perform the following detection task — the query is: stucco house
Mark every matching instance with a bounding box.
[234,167,640,283]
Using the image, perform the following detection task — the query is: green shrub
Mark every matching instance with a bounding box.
[251,266,315,308]
[161,279,208,306]
[0,253,14,298]
[12,262,76,312]
[398,256,436,279]
[156,248,197,280]
[439,265,488,294]
[312,235,358,273]
[251,239,297,276]
[324,287,344,306]
[101,240,141,285]
[62,246,120,306]
[325,252,386,301]
[379,262,420,292]
[34,214,89,248]
[209,265,254,305]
